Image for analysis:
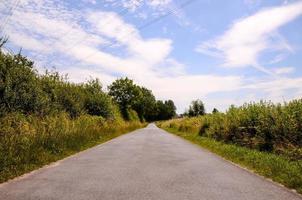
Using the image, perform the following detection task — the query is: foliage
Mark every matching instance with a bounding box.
[108,78,141,120]
[0,50,119,119]
[158,100,302,160]
[155,100,177,120]
[0,51,49,116]
[184,99,205,117]
[212,108,219,113]
[108,78,176,121]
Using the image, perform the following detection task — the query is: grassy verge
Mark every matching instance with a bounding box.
[158,124,302,194]
[0,113,146,183]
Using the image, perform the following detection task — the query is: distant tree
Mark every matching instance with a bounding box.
[188,99,205,117]
[135,87,157,121]
[108,78,176,121]
[108,78,141,120]
[156,100,176,120]
[165,100,177,119]
[212,108,219,114]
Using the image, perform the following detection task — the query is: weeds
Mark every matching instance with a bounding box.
[0,112,145,183]
[160,100,302,160]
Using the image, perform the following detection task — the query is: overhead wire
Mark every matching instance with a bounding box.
[0,0,20,34]
[31,7,130,62]
[47,0,198,67]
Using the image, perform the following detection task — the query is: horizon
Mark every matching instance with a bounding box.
[1,0,302,113]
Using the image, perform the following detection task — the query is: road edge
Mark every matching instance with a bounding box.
[0,127,145,188]
[157,125,302,199]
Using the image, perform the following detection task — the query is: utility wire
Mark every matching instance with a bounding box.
[65,0,197,66]
[0,0,20,33]
[31,7,130,62]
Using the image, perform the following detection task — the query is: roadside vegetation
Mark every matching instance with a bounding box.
[0,37,176,183]
[157,99,302,194]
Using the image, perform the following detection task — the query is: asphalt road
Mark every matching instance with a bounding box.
[0,124,301,200]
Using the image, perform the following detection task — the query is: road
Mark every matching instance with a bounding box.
[0,124,301,200]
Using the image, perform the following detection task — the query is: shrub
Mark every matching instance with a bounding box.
[158,100,302,160]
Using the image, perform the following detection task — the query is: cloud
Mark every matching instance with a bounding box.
[142,74,243,112]
[147,0,172,7]
[122,0,143,12]
[82,0,96,4]
[243,76,302,104]
[273,67,295,74]
[2,0,302,113]
[196,1,302,72]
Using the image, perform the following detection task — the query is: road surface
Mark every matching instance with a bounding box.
[0,124,301,200]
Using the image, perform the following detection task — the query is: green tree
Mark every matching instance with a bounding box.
[83,78,115,118]
[188,99,205,117]
[212,108,219,114]
[156,100,176,120]
[0,52,49,116]
[108,78,141,120]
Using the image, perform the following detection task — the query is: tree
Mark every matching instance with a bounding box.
[0,52,50,116]
[212,108,219,114]
[165,100,177,119]
[133,87,157,121]
[188,99,205,117]
[108,78,177,121]
[83,78,114,118]
[156,100,176,120]
[108,78,142,120]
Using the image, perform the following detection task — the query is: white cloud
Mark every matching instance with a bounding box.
[87,11,173,65]
[244,0,261,6]
[143,74,243,112]
[2,0,302,113]
[274,67,295,74]
[196,1,302,72]
[147,0,172,7]
[82,0,97,4]
[243,76,302,104]
[122,0,143,12]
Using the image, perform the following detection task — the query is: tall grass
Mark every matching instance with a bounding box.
[161,100,302,160]
[0,112,145,183]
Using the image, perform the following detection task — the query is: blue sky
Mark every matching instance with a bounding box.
[1,0,302,113]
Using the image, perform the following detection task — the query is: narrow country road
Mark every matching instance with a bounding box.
[0,124,301,200]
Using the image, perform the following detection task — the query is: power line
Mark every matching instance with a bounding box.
[0,0,20,33]
[64,0,197,66]
[31,7,130,61]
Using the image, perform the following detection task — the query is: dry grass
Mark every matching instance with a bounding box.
[0,112,145,183]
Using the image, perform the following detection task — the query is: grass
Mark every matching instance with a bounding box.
[0,113,146,183]
[158,124,302,194]
[168,100,302,160]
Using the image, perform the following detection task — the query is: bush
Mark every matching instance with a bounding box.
[0,52,50,116]
[158,100,302,160]
[0,50,120,119]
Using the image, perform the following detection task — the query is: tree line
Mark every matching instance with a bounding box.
[183,99,218,117]
[0,38,176,122]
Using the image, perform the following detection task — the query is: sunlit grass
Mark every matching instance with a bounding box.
[0,112,145,183]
